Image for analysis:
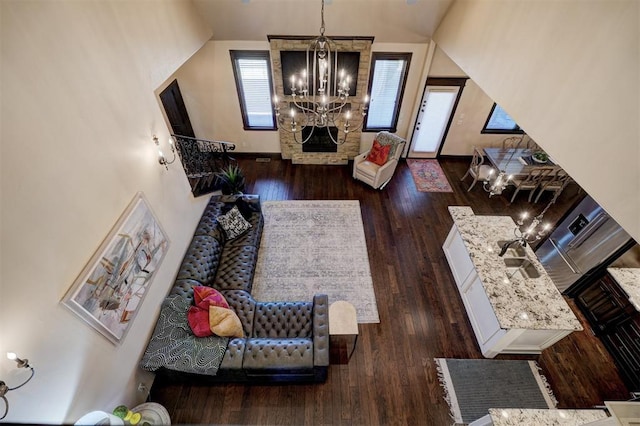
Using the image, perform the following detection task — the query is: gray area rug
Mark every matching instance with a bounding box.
[435,358,557,425]
[252,200,379,323]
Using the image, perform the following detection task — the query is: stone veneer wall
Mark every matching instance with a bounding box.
[269,37,373,165]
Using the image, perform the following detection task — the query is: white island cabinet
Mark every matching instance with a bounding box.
[443,207,582,358]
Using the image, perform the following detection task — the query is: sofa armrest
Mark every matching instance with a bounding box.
[312,294,329,367]
[219,194,262,212]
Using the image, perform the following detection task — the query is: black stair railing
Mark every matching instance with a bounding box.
[170,134,237,196]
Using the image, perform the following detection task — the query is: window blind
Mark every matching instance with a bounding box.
[234,55,275,129]
[366,59,405,129]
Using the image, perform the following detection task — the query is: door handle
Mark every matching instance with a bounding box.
[549,239,579,274]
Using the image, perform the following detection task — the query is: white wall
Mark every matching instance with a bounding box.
[0,1,211,423]
[434,0,640,242]
[427,46,508,155]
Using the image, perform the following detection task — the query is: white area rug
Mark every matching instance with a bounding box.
[252,200,379,323]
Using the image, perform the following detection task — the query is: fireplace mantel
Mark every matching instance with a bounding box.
[269,36,373,165]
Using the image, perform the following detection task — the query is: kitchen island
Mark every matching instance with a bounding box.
[443,206,582,357]
[468,408,608,426]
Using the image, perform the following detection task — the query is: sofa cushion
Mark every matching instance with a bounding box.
[366,139,391,166]
[242,338,314,369]
[169,279,202,305]
[213,245,258,292]
[253,301,313,338]
[210,305,244,337]
[217,206,252,240]
[176,235,222,286]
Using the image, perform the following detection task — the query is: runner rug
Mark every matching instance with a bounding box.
[252,200,379,323]
[434,358,557,425]
[407,159,453,192]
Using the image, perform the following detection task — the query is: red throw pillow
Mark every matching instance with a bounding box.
[188,306,213,337]
[188,286,232,337]
[366,140,391,166]
[193,286,230,310]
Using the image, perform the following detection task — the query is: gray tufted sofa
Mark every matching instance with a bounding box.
[141,194,329,384]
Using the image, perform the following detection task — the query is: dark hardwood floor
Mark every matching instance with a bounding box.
[150,156,628,425]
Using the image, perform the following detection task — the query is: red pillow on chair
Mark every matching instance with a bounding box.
[366,140,392,166]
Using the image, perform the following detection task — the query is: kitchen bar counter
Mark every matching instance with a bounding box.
[448,206,582,331]
[607,267,640,312]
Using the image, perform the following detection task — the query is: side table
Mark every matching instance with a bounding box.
[329,300,358,364]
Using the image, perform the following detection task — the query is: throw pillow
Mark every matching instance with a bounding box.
[234,198,254,220]
[217,206,252,240]
[193,286,230,310]
[209,305,244,338]
[366,140,391,166]
[188,306,213,337]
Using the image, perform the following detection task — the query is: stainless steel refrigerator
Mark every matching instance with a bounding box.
[536,195,635,293]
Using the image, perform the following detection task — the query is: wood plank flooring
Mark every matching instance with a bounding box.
[149,156,629,425]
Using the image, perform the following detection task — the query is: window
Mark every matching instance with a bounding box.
[364,52,411,132]
[230,50,276,130]
[481,103,523,134]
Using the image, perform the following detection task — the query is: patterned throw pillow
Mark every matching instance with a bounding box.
[366,140,392,166]
[217,206,252,240]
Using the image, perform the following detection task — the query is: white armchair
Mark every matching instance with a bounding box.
[353,132,406,189]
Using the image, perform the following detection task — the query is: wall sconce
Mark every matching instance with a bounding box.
[0,352,35,420]
[153,135,176,170]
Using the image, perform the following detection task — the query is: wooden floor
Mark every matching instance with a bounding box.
[150,156,629,425]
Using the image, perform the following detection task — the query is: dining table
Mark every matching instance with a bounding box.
[483,147,562,178]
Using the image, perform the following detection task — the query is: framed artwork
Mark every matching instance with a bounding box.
[62,192,170,344]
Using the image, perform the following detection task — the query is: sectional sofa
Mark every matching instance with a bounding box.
[140,194,329,383]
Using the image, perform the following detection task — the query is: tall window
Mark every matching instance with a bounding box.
[230,50,276,130]
[364,52,412,132]
[481,103,523,134]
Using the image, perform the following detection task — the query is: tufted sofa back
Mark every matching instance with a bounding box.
[176,235,222,287]
[253,301,313,338]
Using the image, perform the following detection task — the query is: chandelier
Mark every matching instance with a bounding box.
[482,134,528,197]
[273,0,369,145]
[498,179,569,257]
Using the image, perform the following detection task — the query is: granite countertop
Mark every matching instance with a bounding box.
[449,206,582,331]
[488,408,608,425]
[608,267,640,312]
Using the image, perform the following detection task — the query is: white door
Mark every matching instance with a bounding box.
[408,85,460,158]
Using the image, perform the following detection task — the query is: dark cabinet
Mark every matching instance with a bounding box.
[575,273,640,391]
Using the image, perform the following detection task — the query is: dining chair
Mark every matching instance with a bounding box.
[533,169,571,203]
[461,147,494,191]
[509,167,554,203]
[501,136,522,150]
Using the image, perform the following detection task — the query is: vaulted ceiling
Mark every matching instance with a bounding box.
[192,0,454,43]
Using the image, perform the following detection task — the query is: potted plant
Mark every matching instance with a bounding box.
[216,163,246,195]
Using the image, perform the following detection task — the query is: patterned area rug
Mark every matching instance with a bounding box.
[252,200,379,323]
[407,159,453,192]
[435,358,557,425]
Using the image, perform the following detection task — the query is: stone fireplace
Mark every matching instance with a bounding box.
[268,36,373,165]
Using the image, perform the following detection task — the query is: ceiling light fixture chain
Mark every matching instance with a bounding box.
[273,0,369,145]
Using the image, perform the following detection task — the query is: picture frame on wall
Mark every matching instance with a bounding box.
[62,192,169,344]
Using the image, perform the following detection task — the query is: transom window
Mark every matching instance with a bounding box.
[364,52,412,132]
[230,50,277,130]
[481,103,523,134]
